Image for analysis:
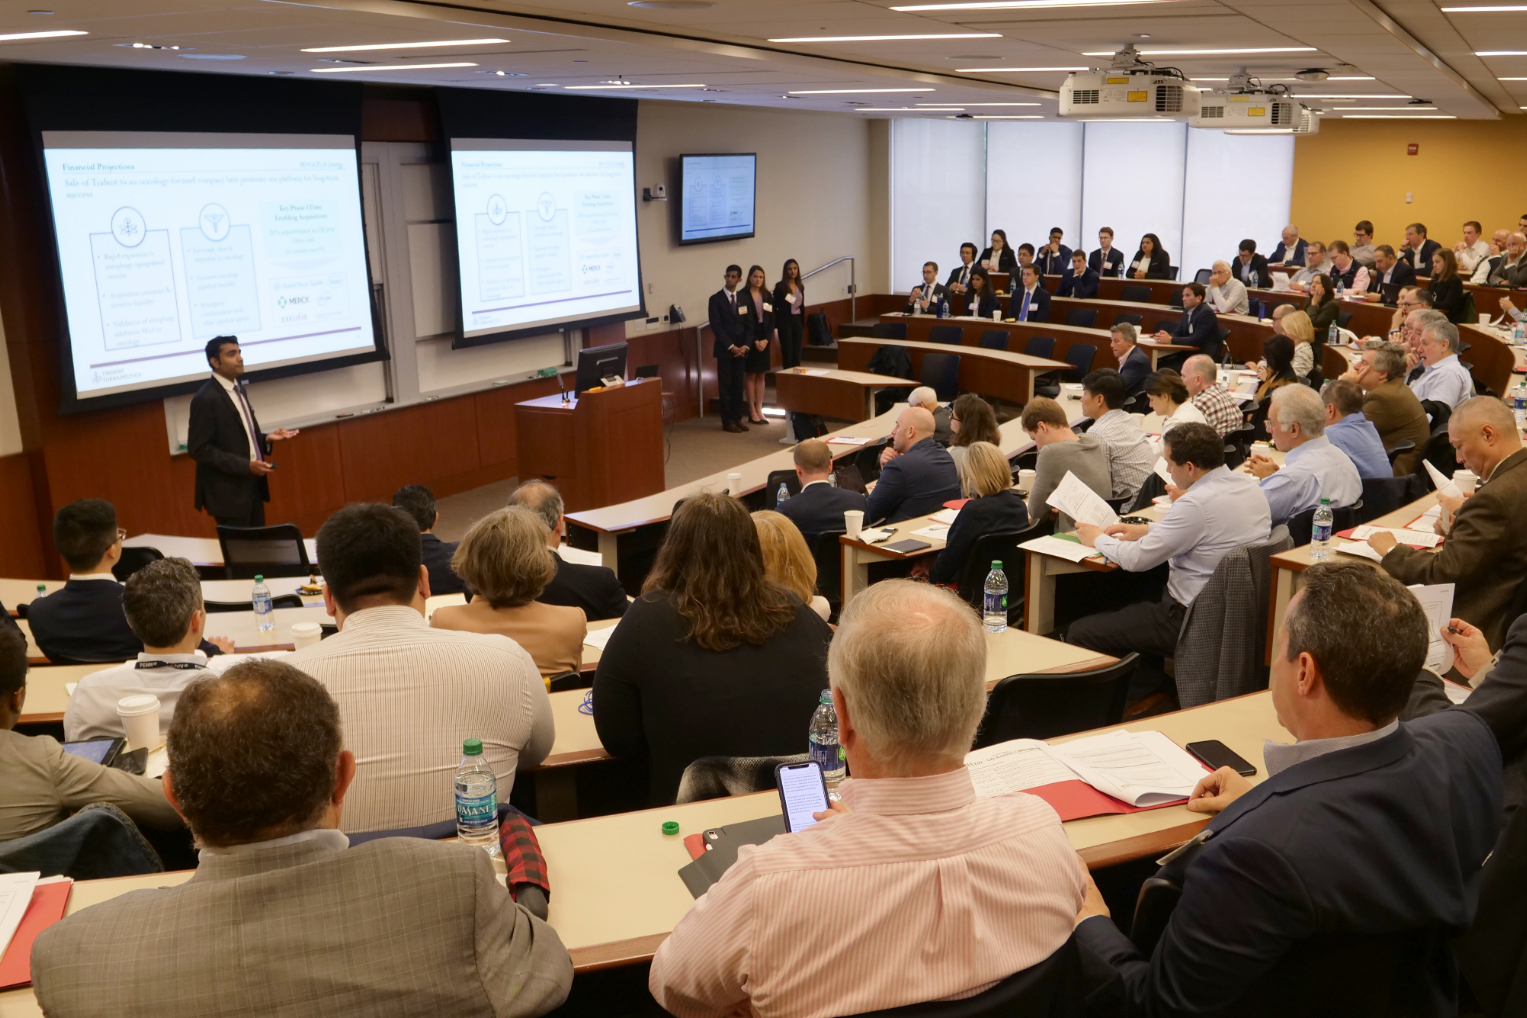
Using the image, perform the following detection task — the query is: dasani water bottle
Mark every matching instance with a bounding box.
[983,560,1009,633]
[455,738,500,855]
[777,483,790,505]
[252,575,274,634]
[809,690,846,794]
[1311,498,1333,560]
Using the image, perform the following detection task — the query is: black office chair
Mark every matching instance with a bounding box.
[112,545,163,583]
[953,522,1048,617]
[1207,326,1231,364]
[1412,428,1460,488]
[764,469,801,510]
[869,321,907,340]
[1034,343,1097,398]
[1023,335,1056,359]
[978,330,1009,350]
[1120,285,1152,303]
[1223,423,1256,470]
[853,442,888,485]
[205,593,303,613]
[1193,268,1212,285]
[1385,439,1416,467]
[927,325,963,346]
[1337,311,1355,331]
[1168,265,1180,281]
[1286,501,1364,546]
[1420,399,1452,431]
[547,671,591,693]
[1168,290,1184,309]
[972,654,1140,747]
[1356,475,1427,525]
[920,352,961,401]
[1064,308,1097,329]
[841,936,1083,1018]
[1111,312,1143,328]
[215,524,312,580]
[810,530,846,618]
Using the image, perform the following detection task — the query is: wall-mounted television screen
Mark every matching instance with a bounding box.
[679,153,756,245]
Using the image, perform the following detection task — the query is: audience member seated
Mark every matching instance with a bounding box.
[978,229,1017,275]
[1288,241,1328,289]
[907,384,952,445]
[1128,233,1171,280]
[1145,369,1208,435]
[1151,282,1219,368]
[1369,397,1527,650]
[867,407,961,524]
[947,393,1002,473]
[924,441,1029,587]
[903,260,946,315]
[27,499,228,664]
[1487,231,1527,287]
[1074,562,1501,1015]
[1080,369,1156,503]
[1245,385,1362,526]
[1205,260,1248,315]
[1454,219,1491,276]
[1320,380,1393,480]
[962,266,999,319]
[776,439,866,541]
[1034,226,1072,275]
[288,503,552,834]
[1410,316,1476,409]
[1364,244,1415,302]
[1426,249,1467,324]
[1057,249,1099,298]
[1277,308,1317,381]
[1350,220,1378,267]
[65,557,237,743]
[752,510,831,621]
[1267,224,1307,266]
[508,480,629,621]
[1109,321,1151,398]
[649,581,1085,1018]
[945,242,978,295]
[1016,243,1036,277]
[33,657,573,1018]
[1326,239,1369,293]
[1470,228,1509,285]
[1394,301,1432,382]
[1348,341,1430,475]
[391,484,467,596]
[593,493,831,806]
[0,626,180,844]
[1303,273,1339,339]
[1252,335,1299,406]
[1012,265,1051,323]
[1234,238,1270,288]
[432,508,587,680]
[1181,355,1244,438]
[1091,226,1125,277]
[1071,424,1271,701]
[1022,396,1111,531]
[1401,221,1441,274]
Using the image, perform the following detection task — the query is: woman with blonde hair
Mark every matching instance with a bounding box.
[432,506,587,680]
[752,510,830,621]
[925,441,1029,587]
[1281,308,1317,381]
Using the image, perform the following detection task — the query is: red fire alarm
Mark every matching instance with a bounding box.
[1407,143,1419,156]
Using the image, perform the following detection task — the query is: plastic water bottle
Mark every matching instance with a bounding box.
[808,690,847,794]
[252,575,274,634]
[1327,322,1339,348]
[1311,498,1333,560]
[455,738,501,856]
[777,482,790,505]
[983,560,1009,633]
[1513,318,1525,344]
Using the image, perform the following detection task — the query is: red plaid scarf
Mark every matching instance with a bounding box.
[499,810,549,896]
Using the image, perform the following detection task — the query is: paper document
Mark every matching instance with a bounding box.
[146,746,169,780]
[1349,525,1442,548]
[1153,457,1174,484]
[0,873,39,961]
[1019,534,1100,564]
[1408,583,1456,674]
[558,545,603,568]
[1443,680,1473,705]
[1335,540,1386,562]
[1046,730,1207,806]
[930,508,961,525]
[1424,460,1462,498]
[965,740,1077,797]
[1049,471,1119,529]
[825,435,871,446]
[910,524,951,542]
[798,367,831,376]
[65,683,76,698]
[583,625,619,651]
[861,527,897,545]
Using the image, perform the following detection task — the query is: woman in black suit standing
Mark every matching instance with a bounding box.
[1427,249,1466,324]
[979,229,1019,275]
[773,258,805,370]
[1129,233,1173,280]
[738,264,774,425]
[963,267,999,319]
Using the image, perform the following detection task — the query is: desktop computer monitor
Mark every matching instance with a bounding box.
[575,342,628,395]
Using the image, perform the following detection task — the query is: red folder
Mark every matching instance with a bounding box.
[682,833,706,861]
[1023,779,1186,821]
[0,879,72,989]
[943,499,970,510]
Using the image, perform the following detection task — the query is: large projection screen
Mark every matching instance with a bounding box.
[449,138,644,346]
[40,131,380,410]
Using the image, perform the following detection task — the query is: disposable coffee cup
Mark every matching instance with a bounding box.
[1018,468,1037,492]
[1481,314,1493,326]
[726,472,743,495]
[992,309,1003,322]
[117,694,161,752]
[291,621,322,649]
[844,510,864,540]
[1454,469,1478,496]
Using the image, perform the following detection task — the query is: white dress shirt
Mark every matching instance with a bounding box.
[1087,409,1157,501]
[1257,435,1362,526]
[1207,278,1249,315]
[1409,353,1476,409]
[1092,465,1271,606]
[213,372,262,462]
[1160,400,1209,435]
[1456,239,1491,275]
[286,605,554,834]
[65,651,210,742]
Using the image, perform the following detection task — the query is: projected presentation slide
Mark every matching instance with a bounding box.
[41,131,376,403]
[450,139,642,341]
[680,154,756,245]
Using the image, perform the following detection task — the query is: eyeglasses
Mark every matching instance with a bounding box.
[116,528,127,543]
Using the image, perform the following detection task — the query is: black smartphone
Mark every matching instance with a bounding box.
[775,761,830,832]
[1186,740,1257,777]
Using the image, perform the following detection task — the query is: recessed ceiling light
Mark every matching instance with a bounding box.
[1476,50,1527,54]
[1342,114,1456,118]
[602,78,632,84]
[302,38,507,53]
[477,70,527,77]
[1501,76,1527,79]
[1340,105,1437,110]
[856,107,963,111]
[564,83,706,89]
[117,42,186,50]
[973,114,1044,118]
[311,62,477,73]
[957,66,1086,72]
[923,101,1039,106]
[180,53,245,60]
[1298,93,1411,98]
[0,28,84,41]
[769,33,1001,42]
[1443,5,1527,10]
[788,88,927,94]
[1083,47,1317,55]
[895,0,1179,9]
[627,0,715,7]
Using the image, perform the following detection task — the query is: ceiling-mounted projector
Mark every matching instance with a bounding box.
[1059,45,1200,121]
[1190,72,1319,134]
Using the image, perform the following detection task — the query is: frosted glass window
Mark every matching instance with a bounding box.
[986,122,1083,255]
[1181,130,1293,283]
[1081,122,1187,279]
[890,119,985,293]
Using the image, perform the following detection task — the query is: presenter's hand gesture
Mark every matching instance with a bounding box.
[249,460,275,476]
[269,428,300,442]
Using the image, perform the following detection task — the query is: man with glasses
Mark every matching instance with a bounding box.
[1389,299,1433,384]
[1351,220,1377,268]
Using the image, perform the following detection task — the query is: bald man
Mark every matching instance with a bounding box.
[865,406,962,524]
[1371,396,1527,650]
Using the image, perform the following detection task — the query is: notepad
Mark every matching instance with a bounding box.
[930,508,961,525]
[909,524,951,542]
[0,877,70,990]
[1335,540,1385,562]
[1049,471,1118,529]
[1408,582,1456,674]
[1019,534,1101,563]
[583,626,619,651]
[1347,525,1442,548]
[825,435,871,446]
[0,873,39,965]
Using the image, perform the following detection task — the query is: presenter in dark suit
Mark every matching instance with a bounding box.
[188,337,299,527]
[903,261,947,315]
[773,258,806,370]
[1153,282,1221,366]
[1032,228,1072,276]
[777,439,866,542]
[961,267,999,319]
[1057,250,1099,299]
[1075,562,1502,1017]
[1234,239,1271,288]
[1090,227,1125,277]
[1267,225,1308,266]
[945,242,979,297]
[1010,265,1051,323]
[707,265,749,433]
[1401,222,1442,275]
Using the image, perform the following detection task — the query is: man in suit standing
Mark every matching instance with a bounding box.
[903,261,947,315]
[777,439,866,542]
[867,407,961,524]
[508,480,629,621]
[1074,562,1502,1015]
[1371,396,1527,650]
[1012,265,1051,323]
[945,242,978,297]
[1057,250,1099,299]
[391,485,466,597]
[1152,282,1220,367]
[1401,222,1441,275]
[1362,244,1416,302]
[1090,226,1125,277]
[32,656,574,1018]
[708,265,749,433]
[1033,227,1072,276]
[188,337,299,527]
[1267,224,1307,267]
[1234,239,1270,288]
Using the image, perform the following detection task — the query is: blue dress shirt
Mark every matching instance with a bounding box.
[1325,413,1392,479]
[1258,435,1363,525]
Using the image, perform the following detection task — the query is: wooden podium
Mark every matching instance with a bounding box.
[514,378,665,513]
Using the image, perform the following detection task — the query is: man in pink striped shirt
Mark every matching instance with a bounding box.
[649,581,1086,1018]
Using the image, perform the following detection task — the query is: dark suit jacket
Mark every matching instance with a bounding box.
[776,482,867,542]
[1077,709,1502,1018]
[735,286,775,341]
[1129,249,1172,280]
[1011,284,1051,323]
[1166,303,1220,355]
[188,377,268,519]
[1360,378,1430,475]
[1090,248,1125,277]
[420,533,466,597]
[963,290,999,319]
[865,438,961,524]
[1382,449,1527,650]
[1427,275,1466,323]
[1119,346,1152,398]
[1403,238,1442,274]
[1368,258,1418,297]
[708,288,748,357]
[27,580,221,664]
[1268,238,1308,266]
[978,246,1018,274]
[945,262,977,292]
[1234,253,1271,288]
[928,489,1029,585]
[1058,267,1100,299]
[903,281,948,315]
[1306,296,1339,335]
[539,554,628,622]
[1033,245,1072,276]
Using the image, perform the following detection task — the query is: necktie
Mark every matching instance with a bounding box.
[234,383,264,462]
[923,283,932,303]
[1020,292,1031,321]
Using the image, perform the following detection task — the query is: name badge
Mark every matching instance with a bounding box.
[786,293,796,304]
[738,305,747,314]
[763,302,772,312]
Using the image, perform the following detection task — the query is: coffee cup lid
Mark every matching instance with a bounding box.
[117,694,161,716]
[291,622,322,635]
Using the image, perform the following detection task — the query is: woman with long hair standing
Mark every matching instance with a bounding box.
[774,258,805,370]
[738,265,774,425]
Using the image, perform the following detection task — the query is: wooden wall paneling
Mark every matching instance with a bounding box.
[338,397,482,504]
[0,452,46,577]
[474,375,560,471]
[263,423,347,529]
[360,98,439,143]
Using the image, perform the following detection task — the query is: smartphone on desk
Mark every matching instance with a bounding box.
[776,761,830,832]
[1185,740,1257,777]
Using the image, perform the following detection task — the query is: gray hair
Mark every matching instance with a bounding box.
[1422,318,1460,354]
[123,557,204,648]
[1110,321,1138,344]
[829,580,986,773]
[1370,342,1408,380]
[1182,354,1217,385]
[908,385,939,409]
[1212,260,1231,273]
[1414,308,1449,332]
[508,479,564,533]
[1271,383,1327,436]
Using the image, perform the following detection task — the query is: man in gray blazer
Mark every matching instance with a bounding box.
[32,658,573,1018]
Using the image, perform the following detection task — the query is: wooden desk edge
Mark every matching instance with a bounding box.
[1077,819,1208,870]
[1027,653,1119,675]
